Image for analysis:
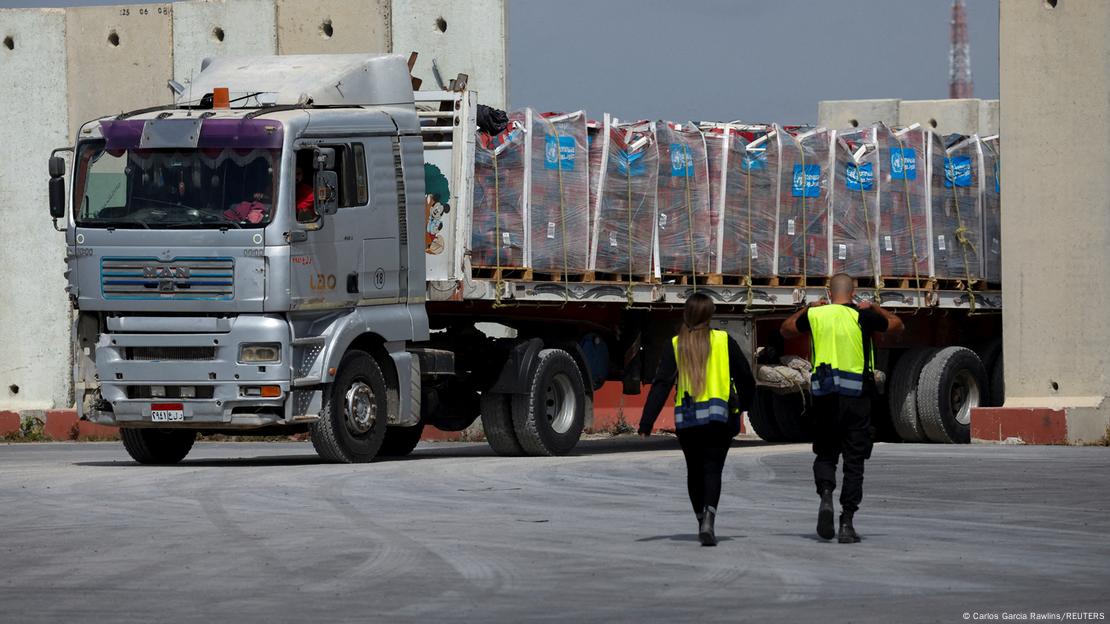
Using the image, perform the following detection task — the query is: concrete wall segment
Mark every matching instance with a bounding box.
[0,8,71,410]
[275,0,390,55]
[898,98,981,136]
[173,0,278,85]
[391,0,507,109]
[817,99,900,130]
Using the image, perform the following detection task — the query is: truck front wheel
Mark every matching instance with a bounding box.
[120,428,196,465]
[512,349,586,456]
[916,347,985,444]
[310,350,389,463]
[378,424,425,457]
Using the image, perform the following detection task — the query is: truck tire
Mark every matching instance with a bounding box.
[772,391,813,442]
[748,388,785,442]
[120,428,196,465]
[916,347,985,444]
[976,339,1003,407]
[989,357,1005,408]
[377,424,425,457]
[888,348,936,443]
[511,349,586,456]
[310,350,389,463]
[480,392,524,456]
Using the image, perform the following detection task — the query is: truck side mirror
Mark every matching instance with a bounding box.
[314,147,336,171]
[314,170,339,216]
[48,156,66,219]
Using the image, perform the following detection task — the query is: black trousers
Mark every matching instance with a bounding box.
[676,422,733,514]
[812,394,874,515]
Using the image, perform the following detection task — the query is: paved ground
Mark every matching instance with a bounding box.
[1,438,1107,623]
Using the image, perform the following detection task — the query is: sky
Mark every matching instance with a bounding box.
[0,0,1000,123]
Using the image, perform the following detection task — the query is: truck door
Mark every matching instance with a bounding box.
[289,142,397,308]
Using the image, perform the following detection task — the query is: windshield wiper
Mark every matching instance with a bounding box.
[163,217,242,230]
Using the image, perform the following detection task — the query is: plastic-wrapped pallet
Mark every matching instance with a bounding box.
[829,127,881,279]
[981,135,1001,285]
[587,119,604,256]
[525,109,590,275]
[590,117,659,278]
[931,133,984,282]
[875,123,931,280]
[717,125,777,280]
[655,122,712,277]
[472,115,527,269]
[776,126,831,280]
[704,128,726,275]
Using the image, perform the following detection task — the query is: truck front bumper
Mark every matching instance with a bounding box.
[87,315,319,429]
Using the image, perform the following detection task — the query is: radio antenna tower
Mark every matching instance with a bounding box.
[949,0,973,98]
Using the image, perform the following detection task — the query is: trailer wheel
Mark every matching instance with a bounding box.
[771,391,813,442]
[310,350,388,463]
[378,424,425,457]
[481,392,524,456]
[976,339,1003,407]
[916,347,985,444]
[120,428,196,465]
[748,388,785,442]
[512,349,586,456]
[888,348,937,443]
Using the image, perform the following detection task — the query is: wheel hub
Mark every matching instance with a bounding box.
[950,370,980,426]
[344,381,377,434]
[544,373,577,435]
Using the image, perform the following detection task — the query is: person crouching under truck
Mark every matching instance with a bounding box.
[639,293,755,546]
[780,273,904,543]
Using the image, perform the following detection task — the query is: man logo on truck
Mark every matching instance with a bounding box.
[143,266,190,279]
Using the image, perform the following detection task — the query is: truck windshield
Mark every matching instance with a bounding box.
[73,141,280,229]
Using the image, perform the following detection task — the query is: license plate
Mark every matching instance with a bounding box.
[151,403,185,422]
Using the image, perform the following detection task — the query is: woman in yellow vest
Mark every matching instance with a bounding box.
[639,293,754,546]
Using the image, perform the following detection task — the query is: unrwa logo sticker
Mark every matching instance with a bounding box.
[792,164,820,197]
[846,162,874,191]
[669,143,695,177]
[944,156,972,188]
[545,135,576,170]
[890,147,917,180]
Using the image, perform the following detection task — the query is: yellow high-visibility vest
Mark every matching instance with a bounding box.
[672,329,731,428]
[808,304,874,397]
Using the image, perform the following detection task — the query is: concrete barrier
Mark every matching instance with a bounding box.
[275,0,390,54]
[817,99,900,130]
[898,98,981,136]
[173,0,277,84]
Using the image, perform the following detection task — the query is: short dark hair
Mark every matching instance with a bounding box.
[830,273,855,296]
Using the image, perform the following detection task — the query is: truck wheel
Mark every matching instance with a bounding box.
[771,391,813,442]
[976,339,1003,407]
[378,424,425,457]
[749,388,785,442]
[511,349,586,456]
[310,350,389,463]
[480,392,524,456]
[916,347,985,444]
[888,348,936,443]
[120,428,196,465]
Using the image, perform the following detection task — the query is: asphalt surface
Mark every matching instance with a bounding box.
[1,438,1108,623]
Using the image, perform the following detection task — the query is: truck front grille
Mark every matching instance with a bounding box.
[101,257,234,300]
[126,386,216,399]
[124,347,217,361]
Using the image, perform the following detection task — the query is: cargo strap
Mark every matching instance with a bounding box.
[948,157,979,314]
[894,133,925,308]
[681,140,698,292]
[851,151,881,302]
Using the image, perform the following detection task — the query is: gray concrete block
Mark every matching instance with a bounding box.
[392,0,507,109]
[275,0,390,55]
[999,0,1110,433]
[0,9,71,411]
[898,98,981,136]
[817,99,900,131]
[979,99,999,137]
[65,4,175,136]
[173,0,277,84]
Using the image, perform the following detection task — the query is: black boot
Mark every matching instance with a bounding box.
[698,506,718,546]
[838,513,861,543]
[695,511,704,533]
[817,488,835,540]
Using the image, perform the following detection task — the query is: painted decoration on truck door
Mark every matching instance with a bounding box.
[424,163,451,255]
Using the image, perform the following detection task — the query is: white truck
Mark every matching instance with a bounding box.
[47,54,1002,463]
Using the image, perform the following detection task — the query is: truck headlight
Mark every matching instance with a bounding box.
[238,342,281,363]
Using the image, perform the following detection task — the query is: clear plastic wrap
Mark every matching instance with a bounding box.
[471,114,527,268]
[981,135,1001,284]
[875,124,931,280]
[719,125,777,279]
[776,126,831,279]
[590,118,659,277]
[829,127,881,279]
[704,129,726,274]
[526,110,590,274]
[587,119,604,257]
[930,133,984,281]
[654,123,713,276]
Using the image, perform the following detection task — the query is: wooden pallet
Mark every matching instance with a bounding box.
[931,277,989,292]
[659,273,724,286]
[529,270,595,283]
[588,271,656,284]
[716,275,783,287]
[880,276,934,291]
[472,266,532,281]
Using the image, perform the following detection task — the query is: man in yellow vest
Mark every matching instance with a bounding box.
[781,273,903,543]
